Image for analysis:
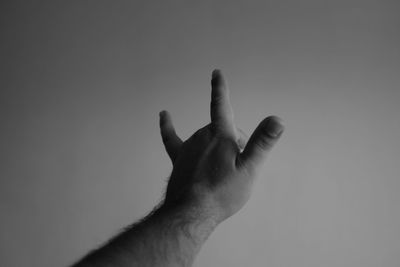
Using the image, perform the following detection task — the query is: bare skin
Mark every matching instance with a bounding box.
[71,69,284,267]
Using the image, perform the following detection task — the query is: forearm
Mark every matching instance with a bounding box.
[72,201,219,267]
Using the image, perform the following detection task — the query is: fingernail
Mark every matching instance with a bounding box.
[212,69,221,80]
[266,117,284,138]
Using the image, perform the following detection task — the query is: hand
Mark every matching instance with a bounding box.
[159,70,284,223]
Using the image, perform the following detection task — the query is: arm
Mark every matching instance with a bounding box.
[71,69,285,267]
[73,203,218,267]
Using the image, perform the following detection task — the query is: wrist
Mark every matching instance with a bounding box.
[164,183,226,225]
[155,200,220,244]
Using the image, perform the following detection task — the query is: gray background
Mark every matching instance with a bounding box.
[1,1,400,266]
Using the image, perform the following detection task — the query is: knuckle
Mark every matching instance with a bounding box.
[211,96,224,108]
[255,135,274,151]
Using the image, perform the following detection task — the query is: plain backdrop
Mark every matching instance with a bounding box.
[1,1,400,266]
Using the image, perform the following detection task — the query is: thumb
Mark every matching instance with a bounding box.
[238,116,284,171]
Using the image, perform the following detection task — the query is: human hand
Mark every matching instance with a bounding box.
[159,70,284,223]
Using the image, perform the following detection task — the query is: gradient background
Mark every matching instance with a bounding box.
[1,1,400,266]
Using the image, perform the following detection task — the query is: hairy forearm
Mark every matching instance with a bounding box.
[72,201,219,267]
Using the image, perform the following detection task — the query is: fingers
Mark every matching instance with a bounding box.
[210,69,236,139]
[238,116,284,170]
[159,110,183,163]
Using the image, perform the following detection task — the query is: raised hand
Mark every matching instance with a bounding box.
[72,69,285,267]
[160,69,284,223]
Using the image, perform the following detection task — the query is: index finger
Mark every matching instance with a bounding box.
[210,69,236,139]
